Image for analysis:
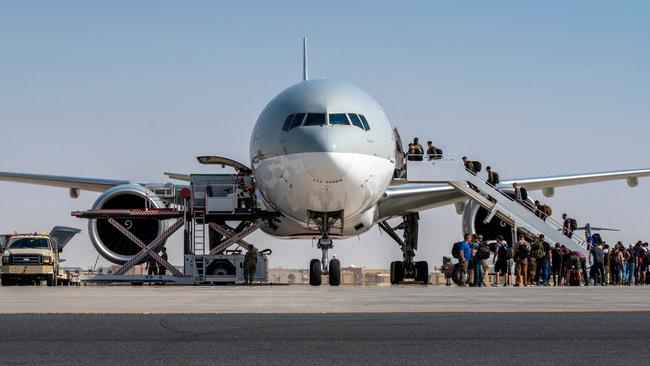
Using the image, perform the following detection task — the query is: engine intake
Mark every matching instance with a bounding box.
[462,190,536,244]
[89,184,165,264]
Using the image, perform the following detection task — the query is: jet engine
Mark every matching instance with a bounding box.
[461,190,536,243]
[88,184,166,264]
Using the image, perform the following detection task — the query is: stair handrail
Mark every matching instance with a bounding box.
[462,165,588,249]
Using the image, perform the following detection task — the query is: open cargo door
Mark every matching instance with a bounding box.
[49,226,81,252]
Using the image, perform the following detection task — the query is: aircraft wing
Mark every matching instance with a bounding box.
[502,168,650,192]
[378,168,650,219]
[0,172,129,192]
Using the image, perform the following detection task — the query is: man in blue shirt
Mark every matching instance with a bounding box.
[458,234,473,287]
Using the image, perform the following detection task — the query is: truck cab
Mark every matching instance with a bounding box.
[1,227,80,286]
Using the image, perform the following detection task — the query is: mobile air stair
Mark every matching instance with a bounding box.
[407,157,588,252]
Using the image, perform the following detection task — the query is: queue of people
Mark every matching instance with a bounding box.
[451,233,650,287]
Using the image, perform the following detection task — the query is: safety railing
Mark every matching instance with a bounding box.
[460,165,589,249]
[144,183,176,209]
[405,154,588,249]
[191,183,256,213]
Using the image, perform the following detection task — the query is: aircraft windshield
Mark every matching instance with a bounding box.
[8,237,50,250]
[348,114,365,130]
[289,113,305,130]
[303,113,326,126]
[283,112,368,130]
[281,114,294,131]
[329,114,350,126]
[359,114,371,131]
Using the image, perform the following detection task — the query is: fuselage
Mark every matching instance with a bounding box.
[250,79,396,238]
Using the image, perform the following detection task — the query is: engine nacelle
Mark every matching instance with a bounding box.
[89,184,166,264]
[461,190,536,244]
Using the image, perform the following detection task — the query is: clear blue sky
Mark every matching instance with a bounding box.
[1,1,648,269]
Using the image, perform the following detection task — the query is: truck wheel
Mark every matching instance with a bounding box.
[46,275,56,287]
[1,275,12,286]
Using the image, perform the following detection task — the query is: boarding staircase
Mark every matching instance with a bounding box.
[407,157,588,252]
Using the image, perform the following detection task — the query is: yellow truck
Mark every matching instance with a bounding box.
[0,227,80,286]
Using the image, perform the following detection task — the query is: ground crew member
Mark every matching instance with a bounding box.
[158,247,168,276]
[145,255,158,276]
[244,246,258,286]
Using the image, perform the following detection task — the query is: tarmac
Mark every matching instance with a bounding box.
[2,286,650,365]
[0,285,649,313]
[1,312,649,366]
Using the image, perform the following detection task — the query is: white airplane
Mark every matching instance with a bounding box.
[2,39,649,286]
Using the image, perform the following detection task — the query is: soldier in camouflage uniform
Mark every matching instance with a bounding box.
[244,246,258,285]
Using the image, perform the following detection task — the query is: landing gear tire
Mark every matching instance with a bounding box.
[415,261,429,284]
[328,259,341,286]
[309,259,322,286]
[390,261,404,285]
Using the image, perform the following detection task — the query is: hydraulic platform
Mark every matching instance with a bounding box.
[73,171,280,285]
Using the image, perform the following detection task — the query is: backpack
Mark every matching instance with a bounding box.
[489,242,498,253]
[434,148,443,159]
[490,172,500,184]
[506,246,514,259]
[518,244,529,260]
[451,242,461,259]
[542,205,553,216]
[520,187,528,201]
[478,243,490,260]
[532,242,545,259]
[472,161,482,173]
[569,218,578,231]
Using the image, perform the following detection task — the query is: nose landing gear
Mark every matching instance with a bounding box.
[307,211,343,287]
[309,236,341,286]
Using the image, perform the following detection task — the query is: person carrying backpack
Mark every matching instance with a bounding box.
[551,243,563,286]
[562,213,573,238]
[513,234,530,286]
[475,235,490,287]
[486,166,500,187]
[493,235,510,287]
[455,234,473,287]
[531,235,546,286]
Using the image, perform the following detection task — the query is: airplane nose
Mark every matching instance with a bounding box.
[303,151,354,181]
[294,128,355,181]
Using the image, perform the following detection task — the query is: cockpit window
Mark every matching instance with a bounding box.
[348,113,365,130]
[329,113,350,126]
[289,113,305,130]
[359,114,371,131]
[303,113,326,126]
[281,114,294,131]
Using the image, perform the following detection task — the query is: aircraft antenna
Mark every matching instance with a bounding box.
[302,37,308,81]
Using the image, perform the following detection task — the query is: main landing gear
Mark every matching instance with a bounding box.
[379,213,429,285]
[308,211,342,287]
